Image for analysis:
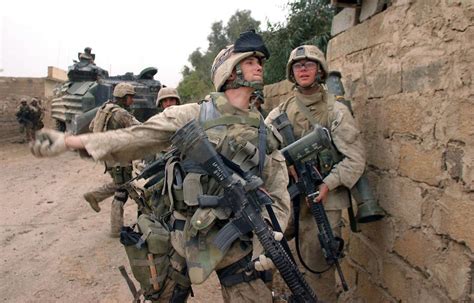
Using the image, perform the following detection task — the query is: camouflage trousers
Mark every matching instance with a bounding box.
[19,123,35,142]
[285,206,343,303]
[85,182,118,203]
[84,182,128,237]
[150,273,271,303]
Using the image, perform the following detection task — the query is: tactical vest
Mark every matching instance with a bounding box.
[279,88,343,176]
[162,93,280,284]
[92,101,124,132]
[92,101,133,183]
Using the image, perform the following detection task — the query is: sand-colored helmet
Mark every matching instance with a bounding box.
[211,31,269,92]
[113,83,135,98]
[20,98,27,104]
[156,87,181,107]
[286,45,329,83]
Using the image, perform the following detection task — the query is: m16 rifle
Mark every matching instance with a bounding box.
[171,119,318,303]
[274,113,349,291]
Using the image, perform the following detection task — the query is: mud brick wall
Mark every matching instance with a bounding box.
[263,80,294,112]
[0,77,46,142]
[326,0,474,301]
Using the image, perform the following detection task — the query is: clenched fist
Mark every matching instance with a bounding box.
[30,129,68,157]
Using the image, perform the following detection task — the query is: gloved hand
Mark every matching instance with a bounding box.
[30,129,68,157]
[253,231,284,271]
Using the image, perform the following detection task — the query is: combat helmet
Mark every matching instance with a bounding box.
[211,30,270,92]
[156,87,181,107]
[286,45,328,84]
[20,98,27,105]
[113,83,135,98]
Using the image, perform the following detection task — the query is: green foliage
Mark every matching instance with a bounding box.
[264,0,334,84]
[177,10,260,103]
[177,70,213,103]
[177,1,334,100]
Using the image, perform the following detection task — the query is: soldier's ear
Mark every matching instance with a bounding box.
[228,71,237,81]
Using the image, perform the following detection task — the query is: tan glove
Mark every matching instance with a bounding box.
[30,129,68,157]
[253,231,284,271]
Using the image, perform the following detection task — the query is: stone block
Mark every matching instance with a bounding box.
[327,12,391,61]
[431,182,474,251]
[348,234,381,277]
[360,0,387,22]
[376,174,423,227]
[358,270,396,302]
[398,142,444,186]
[364,132,400,171]
[331,8,359,37]
[401,59,448,93]
[430,242,471,300]
[366,62,402,98]
[381,256,418,301]
[393,228,444,271]
[359,215,396,252]
[434,100,474,146]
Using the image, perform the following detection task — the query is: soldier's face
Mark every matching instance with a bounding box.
[126,95,134,106]
[161,98,178,109]
[240,56,263,83]
[293,59,318,88]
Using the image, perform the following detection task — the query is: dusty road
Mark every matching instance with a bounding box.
[0,143,223,303]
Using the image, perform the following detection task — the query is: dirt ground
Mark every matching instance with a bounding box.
[0,142,224,303]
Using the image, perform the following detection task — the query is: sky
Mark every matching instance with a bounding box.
[0,0,289,87]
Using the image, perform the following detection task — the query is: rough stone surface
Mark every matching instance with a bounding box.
[431,183,474,251]
[360,0,388,22]
[332,8,359,36]
[326,1,474,301]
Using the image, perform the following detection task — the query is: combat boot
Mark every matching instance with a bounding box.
[83,192,101,212]
[110,199,124,238]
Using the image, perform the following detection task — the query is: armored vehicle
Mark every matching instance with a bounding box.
[51,48,161,134]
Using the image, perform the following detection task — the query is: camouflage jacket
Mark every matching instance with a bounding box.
[265,88,366,210]
[79,95,291,283]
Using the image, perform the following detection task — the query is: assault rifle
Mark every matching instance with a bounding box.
[171,120,318,303]
[274,113,349,291]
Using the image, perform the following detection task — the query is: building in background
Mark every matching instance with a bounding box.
[0,66,67,142]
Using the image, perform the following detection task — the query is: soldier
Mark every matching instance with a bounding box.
[265,45,366,302]
[16,98,34,142]
[31,31,290,302]
[156,87,181,110]
[30,98,45,131]
[83,82,141,237]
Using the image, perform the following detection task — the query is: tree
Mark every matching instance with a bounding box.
[263,0,334,84]
[177,10,261,103]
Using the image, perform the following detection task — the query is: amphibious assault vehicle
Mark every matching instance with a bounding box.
[51,48,161,134]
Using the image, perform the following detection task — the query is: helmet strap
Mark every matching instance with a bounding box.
[222,63,263,91]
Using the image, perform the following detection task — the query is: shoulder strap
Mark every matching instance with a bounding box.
[294,98,319,126]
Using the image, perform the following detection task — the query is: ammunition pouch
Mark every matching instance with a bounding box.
[108,165,133,185]
[120,214,190,301]
[216,253,272,288]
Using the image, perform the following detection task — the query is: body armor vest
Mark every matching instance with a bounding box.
[164,93,279,284]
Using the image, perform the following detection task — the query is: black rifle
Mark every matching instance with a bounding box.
[171,119,318,303]
[274,113,349,291]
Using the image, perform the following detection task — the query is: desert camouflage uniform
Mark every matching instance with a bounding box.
[84,101,140,235]
[265,89,366,302]
[30,100,45,131]
[79,96,291,302]
[16,102,34,142]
